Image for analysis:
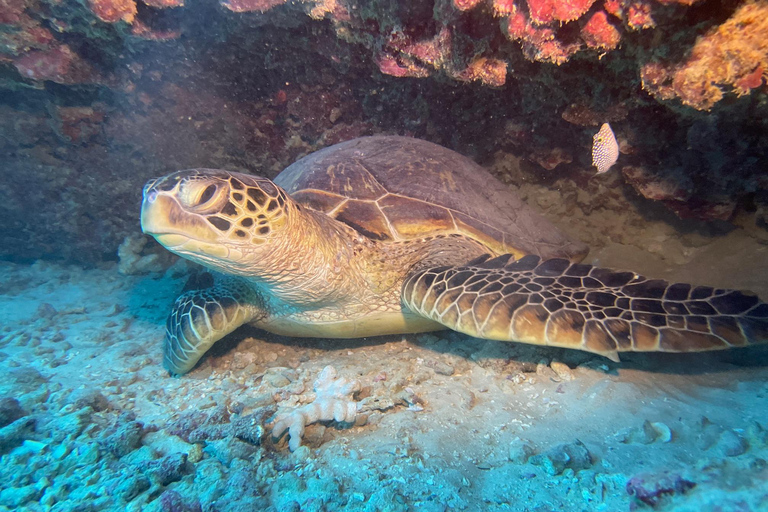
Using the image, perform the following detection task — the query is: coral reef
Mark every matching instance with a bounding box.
[0,0,766,264]
[272,366,361,451]
[641,1,768,110]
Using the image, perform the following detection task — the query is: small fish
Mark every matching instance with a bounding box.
[592,122,619,174]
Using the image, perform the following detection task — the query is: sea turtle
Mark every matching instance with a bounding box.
[141,136,768,375]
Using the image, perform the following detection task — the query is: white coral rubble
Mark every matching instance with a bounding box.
[271,366,361,451]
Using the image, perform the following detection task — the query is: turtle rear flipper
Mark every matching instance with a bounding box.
[164,282,265,375]
[402,255,768,361]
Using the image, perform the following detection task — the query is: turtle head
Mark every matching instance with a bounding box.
[141,169,294,274]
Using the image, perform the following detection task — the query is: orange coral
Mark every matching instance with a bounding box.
[453,0,483,10]
[491,0,516,16]
[641,1,768,110]
[456,56,507,86]
[88,0,137,23]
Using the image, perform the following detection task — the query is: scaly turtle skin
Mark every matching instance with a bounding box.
[141,136,768,375]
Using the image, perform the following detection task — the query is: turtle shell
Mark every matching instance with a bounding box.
[274,136,588,261]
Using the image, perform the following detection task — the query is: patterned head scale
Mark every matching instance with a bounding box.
[592,123,619,174]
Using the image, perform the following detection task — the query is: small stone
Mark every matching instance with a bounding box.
[535,360,558,380]
[696,417,724,450]
[67,388,109,411]
[636,420,660,444]
[76,442,100,464]
[204,437,256,466]
[114,474,150,502]
[716,430,749,457]
[36,303,58,319]
[626,471,695,507]
[50,406,94,441]
[0,416,36,453]
[549,361,573,381]
[52,441,72,460]
[292,445,311,464]
[140,452,189,485]
[530,439,592,476]
[264,372,291,388]
[188,443,203,463]
[18,439,46,454]
[158,489,200,512]
[104,420,144,457]
[0,483,42,508]
[231,407,274,445]
[426,359,455,376]
[0,398,25,428]
[651,422,672,443]
[508,437,535,464]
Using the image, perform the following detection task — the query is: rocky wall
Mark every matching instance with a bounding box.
[0,0,766,264]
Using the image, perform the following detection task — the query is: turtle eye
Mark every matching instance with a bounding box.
[179,181,224,213]
[197,185,217,206]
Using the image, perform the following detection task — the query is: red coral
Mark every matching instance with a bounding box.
[622,167,736,221]
[504,9,580,64]
[0,0,29,24]
[506,11,528,39]
[386,28,451,68]
[530,147,572,170]
[221,0,285,12]
[526,0,597,24]
[14,45,97,84]
[88,0,137,23]
[603,0,623,18]
[376,53,430,78]
[52,106,106,144]
[627,0,655,30]
[0,1,56,60]
[622,166,691,202]
[581,10,621,50]
[734,65,765,95]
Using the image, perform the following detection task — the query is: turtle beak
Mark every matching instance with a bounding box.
[141,184,219,246]
[141,193,231,261]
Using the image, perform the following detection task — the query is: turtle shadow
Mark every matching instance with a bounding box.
[208,325,768,377]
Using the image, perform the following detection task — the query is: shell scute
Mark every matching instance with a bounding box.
[275,136,587,260]
[334,200,392,241]
[378,194,455,239]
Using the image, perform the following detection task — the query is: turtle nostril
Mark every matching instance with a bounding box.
[146,190,158,203]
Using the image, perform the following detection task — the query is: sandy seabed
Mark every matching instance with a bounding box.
[1,222,767,512]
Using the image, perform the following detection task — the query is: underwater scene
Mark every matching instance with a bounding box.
[1,0,768,510]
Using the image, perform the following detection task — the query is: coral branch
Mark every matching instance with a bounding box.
[271,366,361,451]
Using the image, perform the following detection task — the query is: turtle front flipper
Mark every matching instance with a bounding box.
[164,282,265,375]
[402,254,768,361]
